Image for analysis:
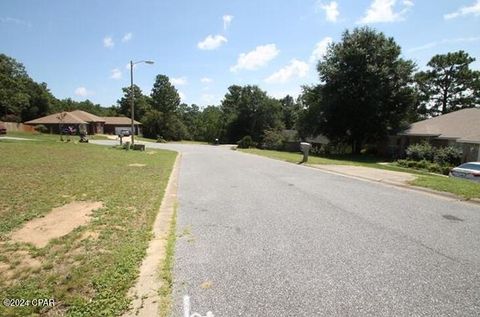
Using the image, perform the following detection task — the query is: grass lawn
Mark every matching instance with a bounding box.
[0,134,177,316]
[239,148,480,200]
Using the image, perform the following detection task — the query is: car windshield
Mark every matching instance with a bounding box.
[458,163,480,171]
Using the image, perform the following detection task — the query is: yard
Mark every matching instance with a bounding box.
[0,134,177,316]
[239,148,480,200]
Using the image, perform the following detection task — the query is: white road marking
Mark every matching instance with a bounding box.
[183,295,215,317]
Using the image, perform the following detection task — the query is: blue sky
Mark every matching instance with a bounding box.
[1,0,479,108]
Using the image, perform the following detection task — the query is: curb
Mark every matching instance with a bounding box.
[123,152,181,317]
[308,164,480,207]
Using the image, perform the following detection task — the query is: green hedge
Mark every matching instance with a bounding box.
[397,159,452,175]
[237,135,254,149]
[405,142,461,166]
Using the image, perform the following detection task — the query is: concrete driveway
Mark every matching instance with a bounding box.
[311,164,417,185]
[95,140,480,316]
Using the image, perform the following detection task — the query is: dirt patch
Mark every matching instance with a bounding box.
[10,201,103,248]
[0,250,42,285]
[128,163,146,167]
[80,230,100,241]
[14,250,42,269]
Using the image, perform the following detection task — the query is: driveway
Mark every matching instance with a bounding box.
[310,164,417,185]
[96,141,480,316]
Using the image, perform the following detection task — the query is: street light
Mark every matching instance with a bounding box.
[130,60,154,146]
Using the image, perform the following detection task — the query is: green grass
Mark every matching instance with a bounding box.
[239,148,480,199]
[0,134,177,316]
[158,204,177,317]
[412,175,480,199]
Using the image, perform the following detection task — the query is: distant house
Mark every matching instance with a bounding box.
[25,110,142,135]
[396,108,480,162]
[103,116,141,135]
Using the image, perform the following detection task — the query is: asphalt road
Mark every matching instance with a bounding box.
[98,141,480,316]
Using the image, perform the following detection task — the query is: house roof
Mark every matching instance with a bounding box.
[103,117,141,125]
[399,108,480,143]
[25,112,88,125]
[69,110,105,122]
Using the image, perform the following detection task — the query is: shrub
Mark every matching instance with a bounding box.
[34,124,48,133]
[262,129,284,150]
[397,159,451,175]
[427,162,443,174]
[433,146,462,166]
[237,135,253,149]
[405,142,435,162]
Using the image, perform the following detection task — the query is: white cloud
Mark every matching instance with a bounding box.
[197,34,227,50]
[74,86,93,97]
[121,32,133,43]
[309,37,333,63]
[103,36,114,48]
[110,68,122,80]
[407,36,480,53]
[179,91,186,101]
[317,1,340,22]
[171,77,187,86]
[230,44,280,72]
[0,17,31,27]
[444,0,480,20]
[265,59,309,84]
[201,77,213,84]
[358,0,413,24]
[223,15,234,30]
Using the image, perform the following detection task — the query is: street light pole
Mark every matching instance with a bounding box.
[129,60,154,147]
[130,60,135,146]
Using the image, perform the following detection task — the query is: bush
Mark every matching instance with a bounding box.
[237,135,253,149]
[262,129,284,150]
[406,142,435,161]
[397,159,451,175]
[34,124,48,133]
[434,146,462,166]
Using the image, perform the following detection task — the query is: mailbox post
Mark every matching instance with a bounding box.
[300,142,312,163]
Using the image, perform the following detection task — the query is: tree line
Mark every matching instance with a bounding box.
[1,26,479,152]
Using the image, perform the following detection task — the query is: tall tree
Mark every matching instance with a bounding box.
[415,50,480,117]
[280,95,301,129]
[150,74,180,113]
[117,85,151,121]
[177,103,201,140]
[317,27,416,154]
[143,74,187,140]
[296,85,325,138]
[220,85,283,143]
[198,106,224,142]
[0,54,53,121]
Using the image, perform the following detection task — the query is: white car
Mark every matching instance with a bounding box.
[449,162,480,182]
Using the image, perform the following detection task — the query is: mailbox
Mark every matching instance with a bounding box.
[300,142,312,163]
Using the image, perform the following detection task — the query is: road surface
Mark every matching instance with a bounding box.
[98,141,480,316]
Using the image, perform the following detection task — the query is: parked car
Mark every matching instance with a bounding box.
[0,122,6,134]
[449,162,480,182]
[119,129,131,137]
